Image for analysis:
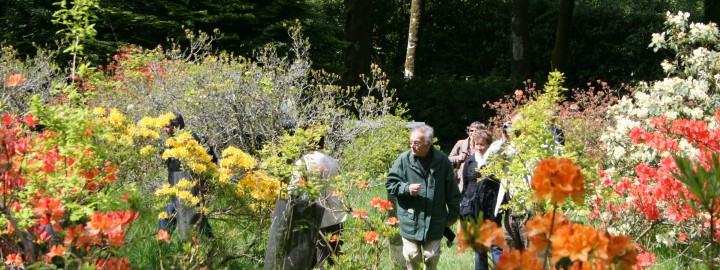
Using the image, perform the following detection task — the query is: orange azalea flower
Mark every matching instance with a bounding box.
[472,220,506,252]
[297,178,306,185]
[496,249,542,270]
[356,180,369,188]
[364,231,379,244]
[605,233,638,267]
[9,202,22,212]
[158,229,171,243]
[526,211,570,253]
[369,197,393,212]
[4,223,14,234]
[86,212,122,235]
[7,74,27,87]
[549,223,600,264]
[677,232,687,243]
[5,253,23,266]
[386,217,399,226]
[63,225,83,246]
[107,231,127,246]
[33,197,64,222]
[456,219,506,254]
[531,157,585,205]
[455,223,470,253]
[96,258,131,270]
[352,209,368,218]
[329,234,339,243]
[114,210,140,227]
[45,244,66,260]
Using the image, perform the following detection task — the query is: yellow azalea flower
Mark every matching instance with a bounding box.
[92,107,106,116]
[125,124,136,135]
[155,184,178,196]
[176,178,195,189]
[140,145,155,155]
[190,197,200,205]
[236,171,281,202]
[157,112,175,128]
[136,117,155,130]
[107,109,125,128]
[177,191,194,201]
[135,128,160,139]
[158,211,169,220]
[218,168,231,183]
[165,137,176,147]
[220,146,256,171]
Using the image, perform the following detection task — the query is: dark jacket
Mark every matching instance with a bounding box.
[386,148,461,241]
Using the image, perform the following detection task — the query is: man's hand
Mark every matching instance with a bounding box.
[408,183,421,196]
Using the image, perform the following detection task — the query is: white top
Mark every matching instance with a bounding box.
[292,151,346,228]
[492,141,533,216]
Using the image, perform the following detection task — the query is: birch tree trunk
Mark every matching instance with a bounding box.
[404,0,423,80]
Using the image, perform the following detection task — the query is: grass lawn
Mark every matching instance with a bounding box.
[374,229,477,270]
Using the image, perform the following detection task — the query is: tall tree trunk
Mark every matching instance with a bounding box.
[551,0,574,72]
[706,0,720,24]
[344,0,374,83]
[404,0,423,80]
[510,0,531,80]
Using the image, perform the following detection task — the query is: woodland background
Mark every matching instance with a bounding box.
[3,0,715,150]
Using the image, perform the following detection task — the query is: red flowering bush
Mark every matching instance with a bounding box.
[0,98,139,268]
[593,12,720,267]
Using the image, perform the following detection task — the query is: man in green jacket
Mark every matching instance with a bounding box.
[386,123,462,270]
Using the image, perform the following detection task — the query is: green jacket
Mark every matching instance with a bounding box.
[386,148,461,241]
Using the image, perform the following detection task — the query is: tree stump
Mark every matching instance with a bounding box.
[264,198,325,270]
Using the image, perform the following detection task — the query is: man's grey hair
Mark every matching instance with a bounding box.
[410,124,434,143]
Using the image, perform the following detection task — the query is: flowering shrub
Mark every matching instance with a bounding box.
[86,26,402,160]
[3,22,407,268]
[0,98,139,268]
[484,75,626,195]
[328,196,399,270]
[459,157,641,269]
[595,12,720,266]
[482,72,592,214]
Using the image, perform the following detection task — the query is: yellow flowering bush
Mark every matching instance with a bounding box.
[236,171,284,203]
[139,145,155,155]
[89,107,134,145]
[133,112,175,140]
[162,130,217,174]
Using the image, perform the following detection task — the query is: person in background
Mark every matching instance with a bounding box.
[445,122,487,246]
[386,124,461,270]
[458,129,503,270]
[494,113,530,250]
[449,122,486,169]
